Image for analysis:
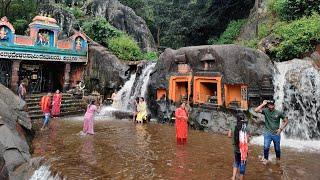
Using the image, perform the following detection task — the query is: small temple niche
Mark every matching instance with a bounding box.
[193,76,222,105]
[168,76,192,103]
[224,84,248,110]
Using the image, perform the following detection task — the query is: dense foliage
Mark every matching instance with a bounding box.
[271,0,320,21]
[119,0,255,49]
[108,35,143,61]
[0,0,38,34]
[209,19,246,44]
[271,13,320,61]
[82,17,157,61]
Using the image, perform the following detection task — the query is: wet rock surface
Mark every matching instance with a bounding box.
[0,84,31,179]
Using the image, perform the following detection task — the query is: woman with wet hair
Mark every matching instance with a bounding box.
[175,101,189,145]
[228,112,249,180]
[83,99,100,135]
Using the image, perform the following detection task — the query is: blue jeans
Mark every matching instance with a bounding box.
[264,132,281,160]
[43,113,50,126]
[233,152,246,175]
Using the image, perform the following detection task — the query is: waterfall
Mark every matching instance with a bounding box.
[273,59,320,140]
[252,59,320,151]
[111,62,156,112]
[113,73,137,111]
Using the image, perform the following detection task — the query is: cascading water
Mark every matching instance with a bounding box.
[273,59,320,140]
[29,165,62,180]
[252,59,320,151]
[112,73,137,111]
[131,63,156,101]
[99,62,156,116]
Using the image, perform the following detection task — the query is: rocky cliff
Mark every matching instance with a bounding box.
[0,84,32,179]
[39,0,156,51]
[87,0,156,51]
[85,40,130,97]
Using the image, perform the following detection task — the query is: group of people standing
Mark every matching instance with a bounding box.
[173,99,289,180]
[39,90,62,130]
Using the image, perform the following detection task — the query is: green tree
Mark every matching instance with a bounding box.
[273,0,320,21]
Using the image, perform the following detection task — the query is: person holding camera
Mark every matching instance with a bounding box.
[254,100,289,164]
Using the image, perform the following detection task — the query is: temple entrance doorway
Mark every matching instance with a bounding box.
[19,61,65,93]
[0,59,12,88]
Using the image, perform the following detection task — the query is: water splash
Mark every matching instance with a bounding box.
[273,59,320,139]
[113,73,137,110]
[29,165,62,180]
[251,134,320,152]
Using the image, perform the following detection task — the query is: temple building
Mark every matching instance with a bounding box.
[0,15,88,93]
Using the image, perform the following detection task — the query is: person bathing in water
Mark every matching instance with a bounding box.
[228,112,249,180]
[136,97,147,123]
[175,101,189,145]
[133,97,140,122]
[83,100,100,135]
[254,100,289,164]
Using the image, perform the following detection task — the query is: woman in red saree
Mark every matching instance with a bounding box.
[175,102,188,145]
[52,90,62,118]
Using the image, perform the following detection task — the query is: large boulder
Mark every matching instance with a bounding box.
[87,0,156,51]
[147,45,274,134]
[0,84,31,179]
[85,41,130,97]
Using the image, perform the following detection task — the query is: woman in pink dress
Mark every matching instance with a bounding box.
[52,90,62,118]
[83,100,100,135]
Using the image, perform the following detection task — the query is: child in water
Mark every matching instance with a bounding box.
[228,112,249,180]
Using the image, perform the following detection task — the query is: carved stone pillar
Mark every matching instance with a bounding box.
[11,60,21,92]
[63,63,71,92]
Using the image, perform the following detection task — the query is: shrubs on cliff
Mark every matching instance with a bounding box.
[271,0,320,21]
[271,13,320,61]
[108,35,143,61]
[209,19,246,45]
[82,17,158,61]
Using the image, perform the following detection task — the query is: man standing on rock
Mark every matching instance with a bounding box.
[40,93,52,130]
[254,100,289,164]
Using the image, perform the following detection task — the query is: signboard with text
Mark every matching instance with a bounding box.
[0,50,87,62]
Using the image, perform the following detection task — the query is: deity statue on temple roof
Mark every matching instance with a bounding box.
[76,37,82,51]
[0,26,7,40]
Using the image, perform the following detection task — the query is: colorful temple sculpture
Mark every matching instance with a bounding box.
[0,15,88,93]
[150,46,274,113]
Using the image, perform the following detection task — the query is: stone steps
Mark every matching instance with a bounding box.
[25,93,87,120]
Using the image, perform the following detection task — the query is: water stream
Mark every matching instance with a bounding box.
[28,59,320,179]
[112,62,155,112]
[29,118,320,180]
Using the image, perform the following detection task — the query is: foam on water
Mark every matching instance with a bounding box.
[29,165,62,180]
[251,134,320,152]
